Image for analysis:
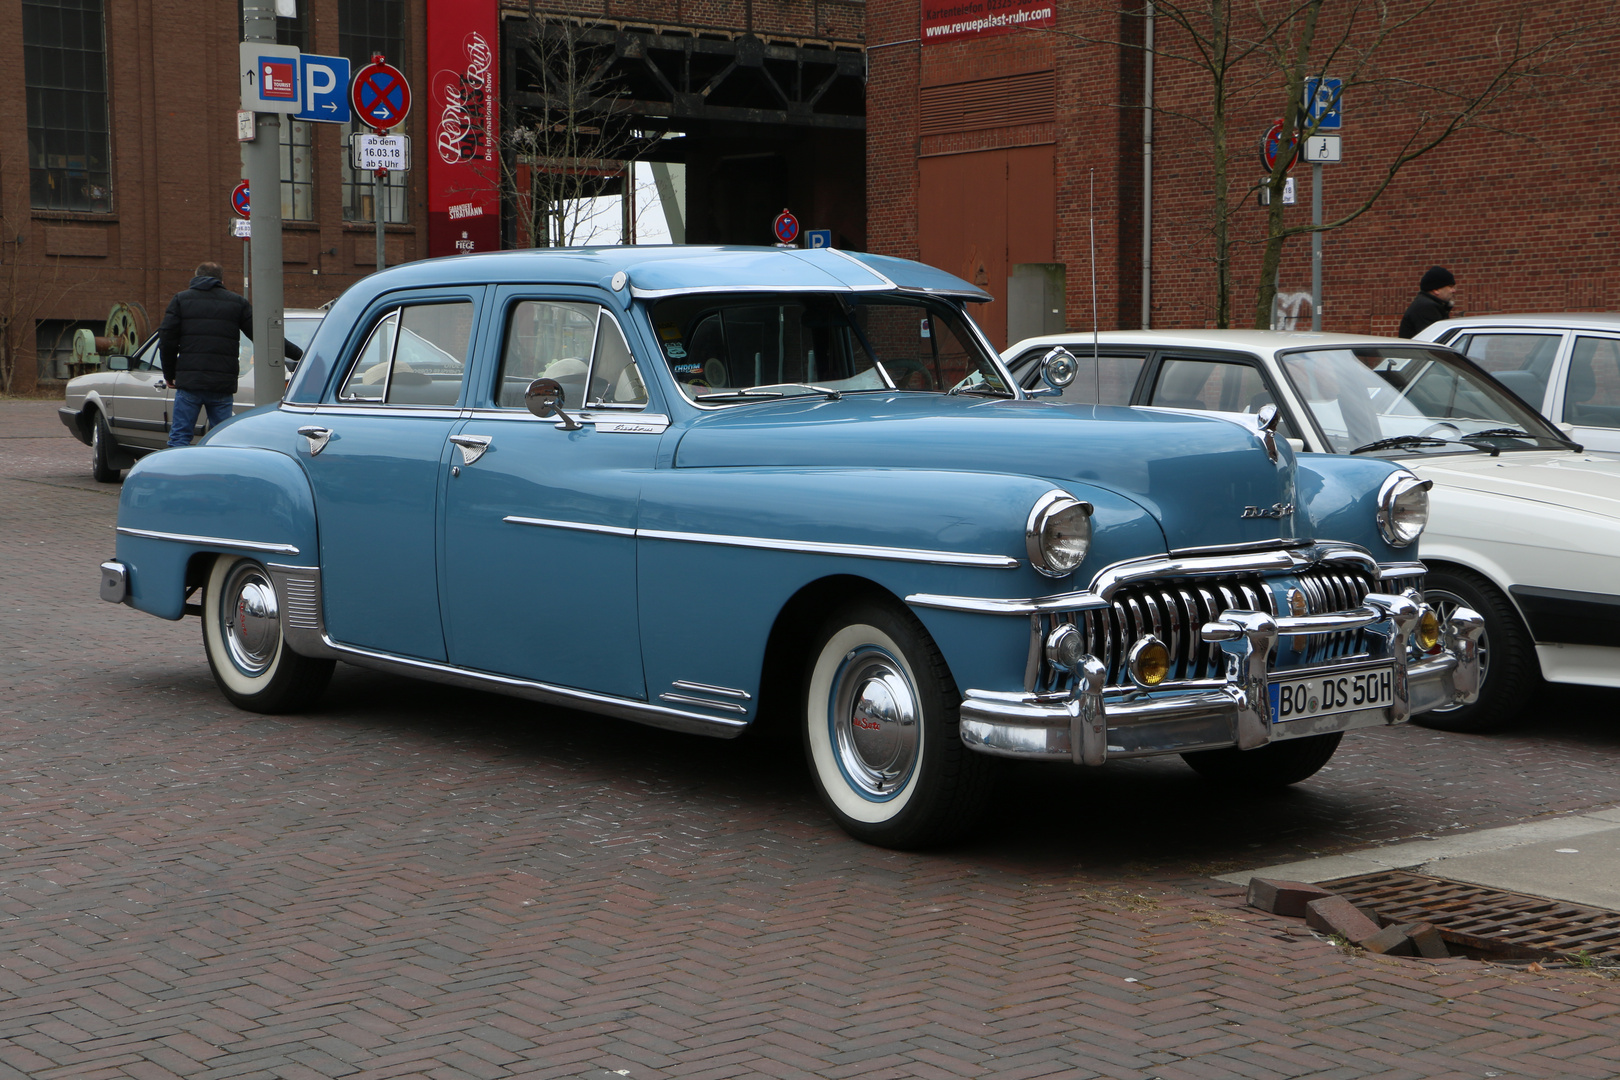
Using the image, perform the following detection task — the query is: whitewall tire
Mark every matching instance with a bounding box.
[202,554,334,713]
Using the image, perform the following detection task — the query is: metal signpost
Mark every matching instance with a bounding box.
[238,16,295,406]
[1303,79,1344,331]
[350,56,411,273]
[232,181,252,299]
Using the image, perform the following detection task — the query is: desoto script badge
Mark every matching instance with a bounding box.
[1241,503,1295,519]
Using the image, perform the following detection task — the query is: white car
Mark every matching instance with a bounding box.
[1413,313,1620,453]
[1005,329,1620,732]
[59,311,324,482]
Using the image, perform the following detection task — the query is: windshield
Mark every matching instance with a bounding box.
[648,293,1010,404]
[1278,347,1567,454]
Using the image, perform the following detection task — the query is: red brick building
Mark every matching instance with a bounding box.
[867,1,1620,349]
[0,0,863,393]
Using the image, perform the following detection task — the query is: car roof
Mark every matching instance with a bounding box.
[353,245,990,301]
[1419,312,1620,333]
[1003,328,1444,359]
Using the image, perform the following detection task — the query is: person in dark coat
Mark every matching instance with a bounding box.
[156,261,302,447]
[1398,266,1457,338]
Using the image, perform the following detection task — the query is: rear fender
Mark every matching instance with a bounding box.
[115,447,318,620]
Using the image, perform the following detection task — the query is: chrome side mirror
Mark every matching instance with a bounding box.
[1039,347,1078,391]
[525,377,583,431]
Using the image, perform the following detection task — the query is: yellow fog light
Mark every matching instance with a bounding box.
[1416,607,1441,651]
[1128,636,1171,687]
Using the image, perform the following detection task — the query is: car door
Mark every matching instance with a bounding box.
[1560,333,1620,452]
[299,290,482,662]
[108,334,172,449]
[439,289,662,699]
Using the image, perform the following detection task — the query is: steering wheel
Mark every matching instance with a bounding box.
[1418,421,1461,439]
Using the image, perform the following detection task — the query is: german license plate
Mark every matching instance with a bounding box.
[1269,663,1394,723]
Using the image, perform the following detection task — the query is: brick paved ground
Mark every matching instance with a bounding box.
[3,399,1618,1080]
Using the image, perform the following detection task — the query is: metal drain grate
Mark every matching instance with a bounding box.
[1323,871,1620,959]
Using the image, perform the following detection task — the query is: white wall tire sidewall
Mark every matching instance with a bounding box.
[204,555,286,699]
[806,622,926,826]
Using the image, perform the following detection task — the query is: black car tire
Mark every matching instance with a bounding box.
[802,598,992,849]
[1181,732,1342,788]
[91,410,121,483]
[1413,566,1538,733]
[202,554,334,714]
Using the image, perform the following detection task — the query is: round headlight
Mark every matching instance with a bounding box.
[1377,472,1431,548]
[1027,491,1093,577]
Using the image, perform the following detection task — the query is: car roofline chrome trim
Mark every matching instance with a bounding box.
[629,283,894,299]
[314,635,750,738]
[637,528,1021,568]
[115,527,300,556]
[906,543,1379,615]
[824,246,898,288]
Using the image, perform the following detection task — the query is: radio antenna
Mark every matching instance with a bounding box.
[1090,169,1100,404]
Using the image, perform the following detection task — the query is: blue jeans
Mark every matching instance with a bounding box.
[168,389,235,447]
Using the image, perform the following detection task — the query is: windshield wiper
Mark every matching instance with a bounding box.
[1350,435,1447,454]
[947,381,1014,397]
[770,383,843,401]
[695,389,785,402]
[1461,427,1534,440]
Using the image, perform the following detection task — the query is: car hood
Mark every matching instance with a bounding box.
[673,394,1301,551]
[1405,450,1620,519]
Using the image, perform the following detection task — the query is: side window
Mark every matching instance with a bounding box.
[1566,336,1620,429]
[588,315,648,407]
[1460,332,1560,406]
[1016,349,1147,406]
[496,301,599,408]
[1149,358,1274,414]
[337,301,472,406]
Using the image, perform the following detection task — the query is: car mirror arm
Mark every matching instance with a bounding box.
[525,377,584,431]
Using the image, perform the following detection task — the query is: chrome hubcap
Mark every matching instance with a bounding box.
[1427,588,1489,712]
[222,563,280,677]
[830,645,919,798]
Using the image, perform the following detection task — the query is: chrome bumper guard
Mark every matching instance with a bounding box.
[99,560,129,604]
[959,592,1484,765]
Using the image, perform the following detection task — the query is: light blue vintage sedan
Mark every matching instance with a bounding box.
[101,247,1481,847]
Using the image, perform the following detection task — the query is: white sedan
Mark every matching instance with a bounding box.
[1413,312,1620,453]
[1005,329,1620,732]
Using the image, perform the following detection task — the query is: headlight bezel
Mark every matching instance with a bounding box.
[1376,471,1432,548]
[1026,490,1094,578]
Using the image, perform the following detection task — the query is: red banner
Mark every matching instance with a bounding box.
[922,0,1054,43]
[427,0,500,257]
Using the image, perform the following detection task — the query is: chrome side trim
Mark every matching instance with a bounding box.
[658,692,750,714]
[462,409,671,433]
[504,516,637,537]
[266,564,326,655]
[638,528,1021,569]
[1378,562,1427,580]
[671,680,752,700]
[116,527,300,557]
[310,404,471,419]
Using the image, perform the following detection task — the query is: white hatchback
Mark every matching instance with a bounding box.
[1414,313,1620,453]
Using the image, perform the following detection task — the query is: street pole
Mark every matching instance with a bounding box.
[374,169,386,270]
[241,0,286,405]
[1311,161,1323,331]
[243,238,251,302]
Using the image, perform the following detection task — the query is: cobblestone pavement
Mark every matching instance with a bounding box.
[4,399,1619,1080]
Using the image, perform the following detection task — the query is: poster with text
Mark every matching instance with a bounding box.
[921,0,1054,42]
[427,0,500,257]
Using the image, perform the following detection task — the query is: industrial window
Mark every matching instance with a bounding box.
[339,0,409,224]
[23,0,113,213]
[281,120,315,221]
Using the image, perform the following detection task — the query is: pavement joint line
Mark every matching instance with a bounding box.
[1215,805,1620,888]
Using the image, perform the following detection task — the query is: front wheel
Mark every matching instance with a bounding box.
[1413,567,1538,733]
[1181,732,1342,788]
[91,411,120,483]
[802,600,991,849]
[202,555,334,713]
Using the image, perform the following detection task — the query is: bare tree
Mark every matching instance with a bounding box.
[504,17,658,247]
[0,207,78,395]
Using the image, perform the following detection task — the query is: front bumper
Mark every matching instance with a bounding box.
[957,591,1483,765]
[59,406,90,445]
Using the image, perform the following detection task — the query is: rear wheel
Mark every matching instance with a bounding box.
[90,411,120,483]
[802,599,991,848]
[1181,732,1342,788]
[202,554,334,713]
[1414,567,1537,733]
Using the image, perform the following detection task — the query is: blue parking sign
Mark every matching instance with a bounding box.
[1304,77,1342,131]
[805,229,832,249]
[297,54,351,124]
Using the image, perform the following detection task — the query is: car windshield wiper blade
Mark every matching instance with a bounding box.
[1350,435,1448,454]
[1461,427,1534,440]
[695,389,786,402]
[947,381,1014,397]
[768,383,843,401]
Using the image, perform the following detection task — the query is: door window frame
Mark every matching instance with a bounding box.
[1136,349,1304,443]
[322,288,486,411]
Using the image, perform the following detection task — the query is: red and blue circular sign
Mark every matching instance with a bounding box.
[352,56,411,131]
[773,210,800,245]
[232,180,251,219]
[1259,119,1298,172]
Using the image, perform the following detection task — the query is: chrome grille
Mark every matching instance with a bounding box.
[1041,565,1381,691]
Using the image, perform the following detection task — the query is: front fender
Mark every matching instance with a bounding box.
[1292,453,1413,564]
[115,446,318,619]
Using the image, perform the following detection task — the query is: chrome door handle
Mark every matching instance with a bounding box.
[297,425,332,455]
[449,434,492,465]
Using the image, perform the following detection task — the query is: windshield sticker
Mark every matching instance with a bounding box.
[673,362,701,375]
[657,325,683,342]
[666,342,688,359]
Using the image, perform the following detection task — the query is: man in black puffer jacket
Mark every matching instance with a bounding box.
[157,261,303,447]
[1397,266,1456,339]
